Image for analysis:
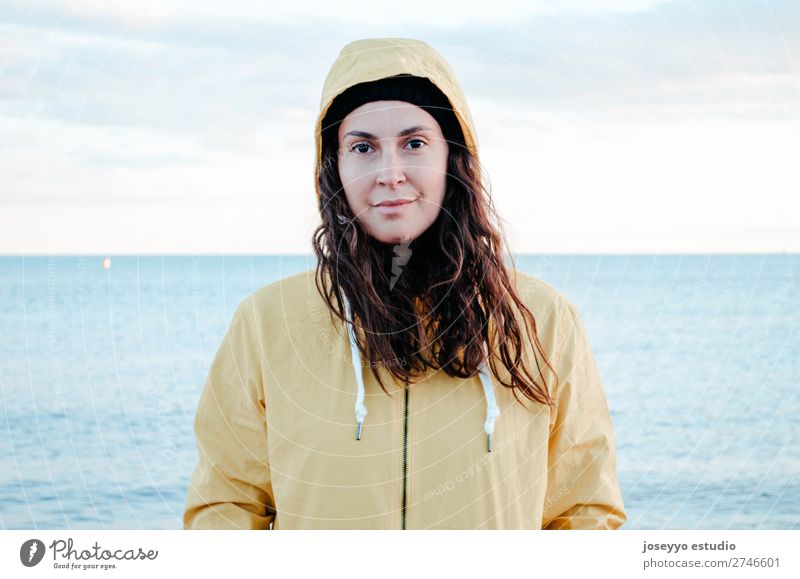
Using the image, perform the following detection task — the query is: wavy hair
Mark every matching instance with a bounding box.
[312,106,557,410]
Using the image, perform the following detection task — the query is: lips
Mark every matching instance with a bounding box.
[374,198,416,207]
[372,197,417,216]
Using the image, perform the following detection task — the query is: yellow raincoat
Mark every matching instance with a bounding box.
[183,38,626,530]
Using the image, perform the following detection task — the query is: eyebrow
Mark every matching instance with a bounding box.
[343,126,434,140]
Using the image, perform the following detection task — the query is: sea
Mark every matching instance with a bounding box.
[0,254,797,530]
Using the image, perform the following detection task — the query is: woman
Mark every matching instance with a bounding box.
[183,37,626,530]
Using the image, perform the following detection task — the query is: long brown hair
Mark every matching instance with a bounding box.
[312,109,557,410]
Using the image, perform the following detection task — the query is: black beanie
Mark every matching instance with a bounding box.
[320,74,465,152]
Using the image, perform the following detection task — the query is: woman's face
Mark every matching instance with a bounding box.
[337,100,449,245]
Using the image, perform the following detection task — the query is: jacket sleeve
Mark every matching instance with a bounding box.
[541,299,626,530]
[183,299,276,530]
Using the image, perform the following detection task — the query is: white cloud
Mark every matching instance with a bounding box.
[12,0,665,29]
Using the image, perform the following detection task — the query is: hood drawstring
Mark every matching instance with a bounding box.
[342,293,368,441]
[478,356,501,452]
[478,354,500,452]
[341,293,499,452]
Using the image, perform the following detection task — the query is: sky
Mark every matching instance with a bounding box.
[0,0,798,254]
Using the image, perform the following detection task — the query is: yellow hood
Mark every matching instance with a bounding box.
[314,37,479,199]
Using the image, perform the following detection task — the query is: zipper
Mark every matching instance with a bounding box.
[401,378,409,530]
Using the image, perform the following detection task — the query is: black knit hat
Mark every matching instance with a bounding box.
[320,74,465,151]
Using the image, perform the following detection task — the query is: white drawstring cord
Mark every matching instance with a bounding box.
[342,293,368,439]
[478,357,500,452]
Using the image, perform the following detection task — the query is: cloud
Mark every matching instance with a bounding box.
[2,0,667,34]
[442,0,800,118]
[1,0,796,141]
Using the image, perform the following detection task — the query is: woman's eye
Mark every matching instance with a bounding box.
[406,139,426,150]
[351,142,373,154]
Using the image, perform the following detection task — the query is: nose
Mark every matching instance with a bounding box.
[375,149,406,188]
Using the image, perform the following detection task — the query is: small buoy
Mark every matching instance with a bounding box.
[102,257,111,270]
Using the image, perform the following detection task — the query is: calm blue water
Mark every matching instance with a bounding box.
[0,255,798,529]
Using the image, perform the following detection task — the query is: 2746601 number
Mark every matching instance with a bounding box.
[731,558,779,568]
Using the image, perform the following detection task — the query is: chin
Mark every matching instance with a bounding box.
[369,226,421,246]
